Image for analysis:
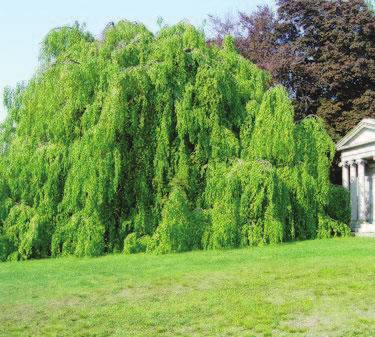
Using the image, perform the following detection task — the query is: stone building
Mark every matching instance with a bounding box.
[336,118,375,235]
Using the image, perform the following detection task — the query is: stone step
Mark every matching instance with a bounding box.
[351,225,375,230]
[352,227,375,233]
[355,232,375,237]
[351,223,375,236]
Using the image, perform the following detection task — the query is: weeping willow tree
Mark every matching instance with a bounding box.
[0,21,350,261]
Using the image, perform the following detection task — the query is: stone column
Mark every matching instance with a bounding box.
[357,159,367,223]
[349,160,358,222]
[340,161,350,189]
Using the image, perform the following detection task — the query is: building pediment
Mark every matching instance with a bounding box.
[336,119,375,151]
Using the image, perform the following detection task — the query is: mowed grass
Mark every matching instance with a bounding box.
[1,238,375,337]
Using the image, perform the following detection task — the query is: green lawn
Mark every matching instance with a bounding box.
[1,238,375,337]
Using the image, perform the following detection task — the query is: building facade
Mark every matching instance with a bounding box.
[336,118,375,235]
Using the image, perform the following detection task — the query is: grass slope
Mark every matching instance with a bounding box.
[0,238,375,337]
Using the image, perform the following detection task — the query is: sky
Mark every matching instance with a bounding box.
[0,0,274,121]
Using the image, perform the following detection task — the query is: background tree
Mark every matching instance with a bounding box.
[210,0,375,141]
[209,6,277,74]
[236,6,277,75]
[275,0,375,137]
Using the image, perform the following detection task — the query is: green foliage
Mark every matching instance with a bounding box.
[40,22,94,65]
[204,160,289,248]
[2,205,50,260]
[248,86,295,166]
[151,184,205,254]
[0,235,13,262]
[0,21,346,260]
[317,215,351,239]
[51,211,105,257]
[326,185,351,225]
[123,233,150,254]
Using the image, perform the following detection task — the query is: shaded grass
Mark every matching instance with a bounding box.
[1,238,375,336]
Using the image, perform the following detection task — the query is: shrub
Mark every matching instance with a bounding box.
[51,211,105,257]
[317,214,351,239]
[0,235,13,262]
[150,185,206,254]
[326,185,351,225]
[124,233,150,254]
[2,205,52,260]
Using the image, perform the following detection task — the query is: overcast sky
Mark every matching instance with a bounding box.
[0,0,274,121]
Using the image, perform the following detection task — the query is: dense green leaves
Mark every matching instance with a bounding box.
[0,21,349,260]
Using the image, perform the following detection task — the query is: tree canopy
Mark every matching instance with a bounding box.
[0,21,349,261]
